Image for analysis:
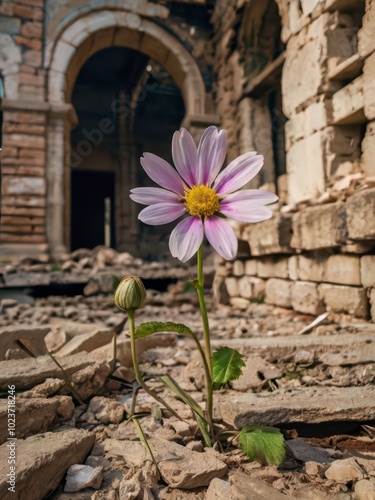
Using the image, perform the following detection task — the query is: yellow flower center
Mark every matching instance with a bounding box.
[185,185,220,218]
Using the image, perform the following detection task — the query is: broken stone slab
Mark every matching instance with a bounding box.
[55,328,114,356]
[232,356,282,391]
[64,464,103,492]
[0,428,95,500]
[2,272,51,287]
[286,439,333,464]
[90,333,176,367]
[215,385,375,428]
[206,472,288,500]
[319,347,375,366]
[0,352,95,390]
[0,396,74,444]
[210,332,375,362]
[0,325,51,359]
[103,438,227,489]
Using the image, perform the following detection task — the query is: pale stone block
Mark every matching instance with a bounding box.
[242,214,293,256]
[347,188,375,240]
[370,288,375,322]
[288,256,298,281]
[364,51,375,120]
[244,259,258,276]
[361,256,375,287]
[84,11,118,33]
[287,131,326,205]
[62,18,89,47]
[301,0,321,16]
[291,281,325,315]
[282,34,325,117]
[291,203,347,250]
[358,0,375,58]
[298,255,325,282]
[238,276,265,300]
[233,260,244,277]
[285,98,330,150]
[51,41,76,73]
[265,278,292,308]
[258,257,289,279]
[2,177,45,195]
[318,284,370,318]
[361,121,375,176]
[225,277,239,298]
[331,76,365,125]
[324,255,361,286]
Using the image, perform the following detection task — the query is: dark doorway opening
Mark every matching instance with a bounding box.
[71,170,115,250]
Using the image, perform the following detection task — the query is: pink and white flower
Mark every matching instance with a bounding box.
[130,126,278,262]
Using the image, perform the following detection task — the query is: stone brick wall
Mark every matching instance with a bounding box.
[211,0,375,322]
[0,0,47,251]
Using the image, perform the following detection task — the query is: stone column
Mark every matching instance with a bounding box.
[46,104,76,257]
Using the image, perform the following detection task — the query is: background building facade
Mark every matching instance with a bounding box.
[1,0,375,319]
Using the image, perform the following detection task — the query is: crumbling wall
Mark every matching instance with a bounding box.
[0,0,48,252]
[212,0,375,322]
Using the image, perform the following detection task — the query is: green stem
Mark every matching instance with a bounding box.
[127,309,182,420]
[196,244,214,440]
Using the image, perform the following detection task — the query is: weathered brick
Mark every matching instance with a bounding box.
[3,123,45,135]
[298,255,326,281]
[233,260,244,277]
[14,35,42,50]
[358,0,375,58]
[318,284,370,318]
[288,256,298,281]
[265,278,292,308]
[2,177,45,196]
[1,206,45,217]
[2,165,45,177]
[361,256,375,287]
[324,255,361,286]
[13,4,37,19]
[3,111,46,124]
[1,215,45,226]
[257,257,289,279]
[242,214,293,256]
[238,276,265,300]
[21,21,42,38]
[1,224,45,234]
[1,196,46,207]
[331,76,365,125]
[361,121,375,176]
[23,49,42,67]
[364,51,375,121]
[244,259,258,276]
[291,281,325,315]
[5,134,45,149]
[291,203,347,250]
[370,288,375,322]
[347,188,375,240]
[0,233,46,243]
[224,277,239,297]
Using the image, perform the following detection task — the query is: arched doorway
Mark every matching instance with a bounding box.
[69,46,185,256]
[46,10,208,257]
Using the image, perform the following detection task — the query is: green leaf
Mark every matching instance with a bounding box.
[238,424,286,466]
[134,321,194,340]
[211,347,245,387]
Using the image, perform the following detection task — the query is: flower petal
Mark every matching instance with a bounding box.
[172,128,198,187]
[198,126,227,185]
[140,153,185,194]
[130,187,180,205]
[213,153,263,194]
[204,216,238,260]
[138,202,185,225]
[169,216,204,262]
[221,189,278,206]
[220,202,273,223]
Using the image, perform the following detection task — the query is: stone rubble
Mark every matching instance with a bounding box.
[0,261,374,498]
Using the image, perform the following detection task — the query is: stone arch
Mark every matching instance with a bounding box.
[45,9,209,256]
[46,9,207,119]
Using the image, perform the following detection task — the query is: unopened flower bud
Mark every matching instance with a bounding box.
[114,276,147,311]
